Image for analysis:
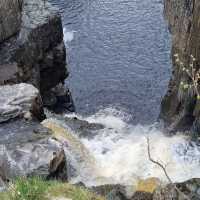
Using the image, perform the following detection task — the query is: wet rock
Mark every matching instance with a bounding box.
[42,119,97,178]
[0,63,18,85]
[0,118,67,182]
[0,0,22,42]
[153,179,200,200]
[0,0,73,113]
[91,184,128,200]
[160,0,200,134]
[0,83,45,123]
[131,192,153,200]
[48,149,68,181]
[64,116,104,138]
[43,84,75,113]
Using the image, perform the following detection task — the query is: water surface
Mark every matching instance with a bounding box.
[50,0,171,124]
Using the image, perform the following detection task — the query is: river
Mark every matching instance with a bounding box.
[50,0,171,124]
[48,0,200,186]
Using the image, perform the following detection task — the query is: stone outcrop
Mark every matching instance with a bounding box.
[0,119,68,182]
[91,179,200,200]
[153,178,200,200]
[160,0,200,134]
[0,83,45,123]
[0,0,74,112]
[0,0,74,188]
[0,84,68,184]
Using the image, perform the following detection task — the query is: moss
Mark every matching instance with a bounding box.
[136,178,161,193]
[46,183,104,200]
[0,177,104,200]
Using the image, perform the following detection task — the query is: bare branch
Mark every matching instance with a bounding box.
[146,136,191,200]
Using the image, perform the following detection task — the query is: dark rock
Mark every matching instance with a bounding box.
[48,149,68,181]
[153,179,200,200]
[0,0,22,42]
[0,63,18,85]
[91,184,128,200]
[43,83,75,113]
[131,191,153,200]
[160,0,200,134]
[0,0,73,113]
[64,116,104,138]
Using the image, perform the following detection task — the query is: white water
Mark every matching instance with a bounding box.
[63,28,75,43]
[65,108,200,186]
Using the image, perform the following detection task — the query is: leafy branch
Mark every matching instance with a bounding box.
[174,54,200,100]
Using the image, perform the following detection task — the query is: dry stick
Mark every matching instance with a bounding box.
[146,137,191,200]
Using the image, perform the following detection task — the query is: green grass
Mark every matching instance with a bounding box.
[0,177,104,200]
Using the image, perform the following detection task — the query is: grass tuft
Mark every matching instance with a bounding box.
[0,177,104,200]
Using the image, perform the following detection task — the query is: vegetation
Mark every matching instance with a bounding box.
[0,177,104,200]
[175,53,200,101]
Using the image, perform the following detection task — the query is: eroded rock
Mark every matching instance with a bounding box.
[0,83,45,123]
[0,0,74,113]
[48,149,68,181]
[0,0,22,42]
[160,0,200,134]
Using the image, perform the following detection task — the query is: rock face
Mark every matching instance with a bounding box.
[0,119,67,182]
[0,84,68,183]
[0,0,73,187]
[160,0,200,133]
[0,0,74,112]
[0,0,22,42]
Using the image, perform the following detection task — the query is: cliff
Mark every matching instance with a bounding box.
[160,0,200,134]
[0,0,73,184]
[0,0,74,112]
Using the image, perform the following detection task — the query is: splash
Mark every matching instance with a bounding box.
[64,108,200,186]
[63,28,75,43]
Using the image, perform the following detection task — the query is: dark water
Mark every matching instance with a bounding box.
[50,0,171,124]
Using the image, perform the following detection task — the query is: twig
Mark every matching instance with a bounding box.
[146,136,191,200]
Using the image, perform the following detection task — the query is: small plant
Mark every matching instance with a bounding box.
[174,53,200,101]
[0,177,104,200]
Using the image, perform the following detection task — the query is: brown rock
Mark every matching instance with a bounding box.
[48,149,68,181]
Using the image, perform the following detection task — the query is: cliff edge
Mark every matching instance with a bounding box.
[0,0,74,112]
[160,0,200,134]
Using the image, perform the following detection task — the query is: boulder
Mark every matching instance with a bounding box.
[0,83,45,123]
[0,119,67,183]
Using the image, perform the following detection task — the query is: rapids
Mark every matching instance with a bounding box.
[45,109,200,187]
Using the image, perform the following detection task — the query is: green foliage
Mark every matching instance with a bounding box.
[8,177,48,200]
[0,177,104,200]
[46,182,103,200]
[175,54,200,101]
